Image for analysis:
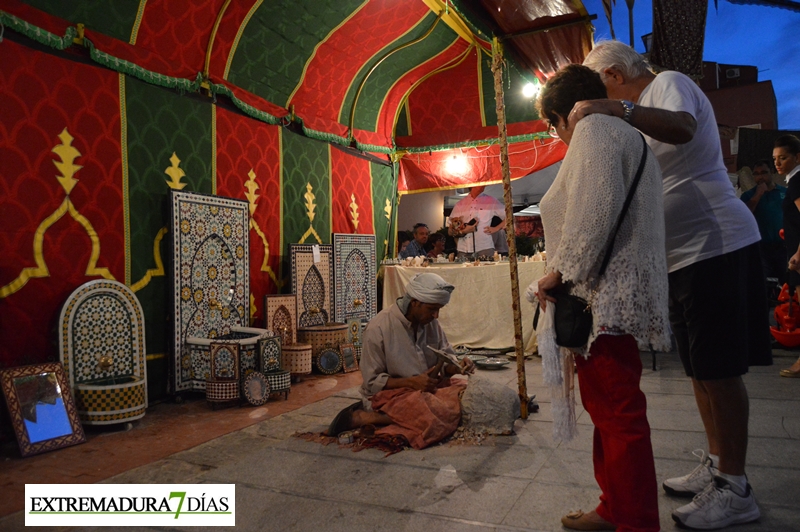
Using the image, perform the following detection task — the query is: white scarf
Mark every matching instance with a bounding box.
[534,297,578,442]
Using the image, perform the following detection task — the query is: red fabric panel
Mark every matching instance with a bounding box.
[206,0,261,80]
[330,148,375,235]
[287,0,431,138]
[399,46,483,146]
[375,39,471,143]
[134,0,227,77]
[215,107,282,322]
[0,41,124,368]
[397,139,565,193]
[396,45,547,148]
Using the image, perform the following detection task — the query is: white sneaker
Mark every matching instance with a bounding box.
[663,450,718,497]
[672,476,760,530]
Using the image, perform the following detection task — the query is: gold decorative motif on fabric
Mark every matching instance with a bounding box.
[298,183,322,244]
[0,198,116,298]
[129,227,167,293]
[53,128,82,195]
[245,169,281,287]
[249,292,256,324]
[349,194,360,230]
[1,128,117,298]
[245,169,259,215]
[383,198,392,258]
[165,152,188,190]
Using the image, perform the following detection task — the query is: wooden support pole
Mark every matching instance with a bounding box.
[491,37,528,419]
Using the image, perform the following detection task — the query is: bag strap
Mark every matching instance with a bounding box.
[597,134,648,278]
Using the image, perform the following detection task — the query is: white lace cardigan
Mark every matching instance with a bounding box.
[539,114,671,352]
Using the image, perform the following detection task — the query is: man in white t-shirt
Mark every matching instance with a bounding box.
[447,185,506,258]
[573,41,771,530]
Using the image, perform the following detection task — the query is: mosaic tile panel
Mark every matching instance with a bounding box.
[73,381,147,425]
[59,280,146,387]
[258,336,282,373]
[210,343,240,382]
[290,244,333,328]
[170,191,250,392]
[59,280,148,425]
[264,294,298,345]
[347,318,363,346]
[206,381,239,401]
[332,234,376,323]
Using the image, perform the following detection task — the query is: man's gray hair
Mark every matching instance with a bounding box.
[583,40,652,81]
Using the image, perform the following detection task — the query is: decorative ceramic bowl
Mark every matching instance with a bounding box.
[475,357,510,370]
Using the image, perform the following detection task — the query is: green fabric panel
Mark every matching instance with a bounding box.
[281,131,331,254]
[395,101,410,137]
[371,162,396,261]
[20,0,140,42]
[125,77,213,358]
[449,0,493,41]
[480,56,539,126]
[227,0,364,108]
[339,12,458,131]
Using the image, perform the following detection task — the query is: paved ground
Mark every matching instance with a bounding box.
[2,350,799,531]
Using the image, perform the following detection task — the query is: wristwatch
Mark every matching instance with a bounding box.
[620,100,634,122]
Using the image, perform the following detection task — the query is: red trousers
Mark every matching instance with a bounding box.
[575,334,660,532]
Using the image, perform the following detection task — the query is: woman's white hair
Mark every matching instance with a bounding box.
[583,40,652,81]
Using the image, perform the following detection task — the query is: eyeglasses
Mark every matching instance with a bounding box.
[752,170,770,176]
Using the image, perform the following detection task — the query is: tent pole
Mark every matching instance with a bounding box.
[491,37,528,419]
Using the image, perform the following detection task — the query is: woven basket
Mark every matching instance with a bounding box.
[297,323,348,362]
[265,370,291,392]
[282,343,312,376]
[206,381,239,402]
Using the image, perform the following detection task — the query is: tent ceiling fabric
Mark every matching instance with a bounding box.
[5,0,592,191]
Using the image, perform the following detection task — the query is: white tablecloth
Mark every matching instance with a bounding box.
[382,261,547,351]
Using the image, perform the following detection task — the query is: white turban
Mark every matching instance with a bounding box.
[405,273,454,306]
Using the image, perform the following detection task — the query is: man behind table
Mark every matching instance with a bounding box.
[448,185,506,258]
[575,41,771,531]
[325,273,474,449]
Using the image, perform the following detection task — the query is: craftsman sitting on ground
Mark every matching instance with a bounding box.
[326,273,474,448]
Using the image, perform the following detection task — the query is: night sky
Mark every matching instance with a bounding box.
[581,0,800,130]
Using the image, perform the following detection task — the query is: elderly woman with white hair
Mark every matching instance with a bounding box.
[528,63,670,532]
[326,273,474,449]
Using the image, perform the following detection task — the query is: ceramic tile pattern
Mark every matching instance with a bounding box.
[170,191,250,392]
[264,294,298,345]
[332,233,377,323]
[58,280,148,425]
[291,244,333,328]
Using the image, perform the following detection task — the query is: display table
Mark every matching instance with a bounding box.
[382,261,547,351]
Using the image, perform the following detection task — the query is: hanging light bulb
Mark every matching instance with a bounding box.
[522,82,538,98]
[445,154,468,175]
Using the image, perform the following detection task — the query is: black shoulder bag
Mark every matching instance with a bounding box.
[534,135,649,348]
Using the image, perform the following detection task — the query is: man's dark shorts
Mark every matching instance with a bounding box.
[668,242,773,380]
